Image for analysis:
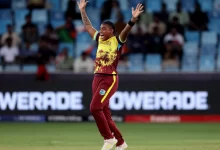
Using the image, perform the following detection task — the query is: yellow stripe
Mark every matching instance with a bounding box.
[93,31,98,40]
[119,35,126,43]
[101,75,116,103]
[112,71,116,74]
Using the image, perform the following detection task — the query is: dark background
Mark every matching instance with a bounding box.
[0,73,220,116]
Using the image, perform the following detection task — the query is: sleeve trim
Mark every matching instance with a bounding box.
[93,31,99,41]
[119,35,126,44]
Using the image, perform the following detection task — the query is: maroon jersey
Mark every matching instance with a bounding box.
[93,31,125,74]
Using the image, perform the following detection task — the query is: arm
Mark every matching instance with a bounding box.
[119,3,144,42]
[78,0,96,38]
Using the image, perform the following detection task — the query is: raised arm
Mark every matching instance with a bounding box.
[77,0,96,38]
[119,4,144,42]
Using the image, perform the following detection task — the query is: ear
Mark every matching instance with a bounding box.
[111,28,114,34]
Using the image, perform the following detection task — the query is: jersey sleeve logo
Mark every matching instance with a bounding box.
[99,89,106,95]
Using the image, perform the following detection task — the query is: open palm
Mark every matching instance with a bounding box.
[132,3,144,19]
[77,0,88,10]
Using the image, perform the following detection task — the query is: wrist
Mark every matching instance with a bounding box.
[131,17,138,22]
[128,20,135,26]
[80,8,85,12]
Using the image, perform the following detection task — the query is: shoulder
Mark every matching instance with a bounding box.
[164,34,171,38]
[1,46,7,50]
[0,46,7,53]
[93,31,99,41]
[115,35,126,45]
[177,34,184,38]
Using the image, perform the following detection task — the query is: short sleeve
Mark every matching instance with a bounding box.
[178,35,184,45]
[164,35,170,43]
[93,31,100,41]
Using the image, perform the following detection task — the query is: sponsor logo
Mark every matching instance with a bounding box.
[88,115,123,122]
[48,115,82,122]
[150,115,180,123]
[0,115,45,122]
[0,91,209,112]
[125,115,220,123]
[99,89,106,96]
[17,115,45,122]
[0,91,83,111]
[110,91,209,111]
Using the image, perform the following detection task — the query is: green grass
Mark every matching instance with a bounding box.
[0,123,220,150]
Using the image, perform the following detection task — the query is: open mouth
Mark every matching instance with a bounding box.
[100,34,104,39]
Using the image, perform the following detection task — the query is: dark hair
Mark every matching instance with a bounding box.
[102,21,116,34]
[46,24,53,31]
[81,51,87,55]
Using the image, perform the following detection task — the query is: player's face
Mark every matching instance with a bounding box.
[100,24,113,41]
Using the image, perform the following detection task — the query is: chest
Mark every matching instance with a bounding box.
[2,48,16,56]
[97,39,118,53]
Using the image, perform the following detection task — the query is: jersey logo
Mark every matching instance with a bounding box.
[99,89,106,96]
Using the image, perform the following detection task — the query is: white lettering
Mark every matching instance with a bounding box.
[110,91,124,110]
[0,92,17,110]
[155,92,168,110]
[182,92,195,110]
[196,91,208,110]
[17,92,28,110]
[70,92,83,110]
[43,92,56,110]
[0,91,209,111]
[168,92,181,110]
[29,92,42,110]
[57,92,69,110]
[0,91,84,111]
[110,91,209,111]
[143,92,154,110]
[124,91,142,110]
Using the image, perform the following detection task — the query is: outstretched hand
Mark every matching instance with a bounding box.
[77,0,89,10]
[132,3,144,19]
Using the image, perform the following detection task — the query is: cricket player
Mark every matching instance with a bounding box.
[77,0,144,149]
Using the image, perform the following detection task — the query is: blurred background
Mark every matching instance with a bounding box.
[0,0,220,150]
[1,0,220,74]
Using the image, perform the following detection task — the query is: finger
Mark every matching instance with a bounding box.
[136,3,140,10]
[139,10,144,14]
[138,3,143,10]
[132,7,134,12]
[138,4,143,10]
[139,5,144,11]
[136,3,140,9]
